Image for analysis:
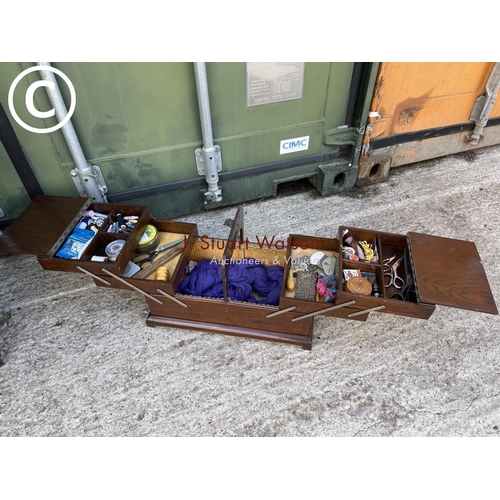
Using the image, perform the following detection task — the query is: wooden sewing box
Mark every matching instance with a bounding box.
[0,196,497,350]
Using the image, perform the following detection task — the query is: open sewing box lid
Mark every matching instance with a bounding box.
[0,196,91,256]
[407,232,498,315]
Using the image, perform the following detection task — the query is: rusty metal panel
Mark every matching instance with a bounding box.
[357,124,500,186]
[358,62,500,186]
[369,62,500,138]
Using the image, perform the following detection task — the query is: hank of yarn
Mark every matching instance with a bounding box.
[177,259,283,306]
[316,275,337,303]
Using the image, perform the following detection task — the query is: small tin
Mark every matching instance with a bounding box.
[136,225,159,253]
[105,239,127,261]
[344,276,372,296]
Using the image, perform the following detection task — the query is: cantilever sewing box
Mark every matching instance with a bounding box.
[0,196,497,350]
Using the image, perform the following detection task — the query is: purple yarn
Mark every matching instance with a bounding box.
[177,259,223,298]
[177,259,283,305]
[251,265,283,305]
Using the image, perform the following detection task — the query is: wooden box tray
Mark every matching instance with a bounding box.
[93,205,315,349]
[0,196,153,276]
[1,197,497,349]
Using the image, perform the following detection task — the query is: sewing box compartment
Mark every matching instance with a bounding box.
[278,230,435,323]
[141,206,316,349]
[0,197,497,350]
[278,224,497,324]
[0,196,154,276]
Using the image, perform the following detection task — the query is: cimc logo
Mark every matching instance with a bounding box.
[279,135,309,155]
[8,65,76,134]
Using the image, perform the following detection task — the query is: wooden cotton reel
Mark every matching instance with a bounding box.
[155,267,169,281]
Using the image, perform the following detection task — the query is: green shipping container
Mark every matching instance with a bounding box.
[0,62,378,223]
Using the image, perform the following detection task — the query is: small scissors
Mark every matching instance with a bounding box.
[133,239,184,267]
[383,254,405,289]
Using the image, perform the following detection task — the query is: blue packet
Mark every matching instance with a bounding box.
[55,227,96,259]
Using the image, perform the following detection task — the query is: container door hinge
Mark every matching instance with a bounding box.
[70,164,108,200]
[195,145,223,202]
[468,62,500,146]
[323,125,361,146]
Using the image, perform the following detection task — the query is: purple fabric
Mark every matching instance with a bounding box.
[177,259,283,305]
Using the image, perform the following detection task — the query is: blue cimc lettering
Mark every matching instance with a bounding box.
[283,139,307,149]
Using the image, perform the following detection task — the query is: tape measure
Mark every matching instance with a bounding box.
[136,225,159,253]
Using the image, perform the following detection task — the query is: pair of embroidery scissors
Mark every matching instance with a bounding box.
[133,239,184,268]
[383,253,405,289]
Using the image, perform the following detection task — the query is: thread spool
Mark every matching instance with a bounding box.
[105,239,126,261]
[345,236,365,260]
[155,267,169,281]
[77,217,91,229]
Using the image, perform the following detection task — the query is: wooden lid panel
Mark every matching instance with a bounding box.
[407,232,498,315]
[0,196,90,255]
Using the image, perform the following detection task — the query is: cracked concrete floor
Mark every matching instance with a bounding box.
[1,145,500,437]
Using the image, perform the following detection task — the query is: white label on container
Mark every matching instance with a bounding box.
[280,136,309,155]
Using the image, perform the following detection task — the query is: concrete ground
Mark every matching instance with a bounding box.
[1,146,500,437]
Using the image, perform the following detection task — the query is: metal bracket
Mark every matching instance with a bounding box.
[70,164,108,200]
[323,125,360,146]
[468,62,500,145]
[195,145,223,202]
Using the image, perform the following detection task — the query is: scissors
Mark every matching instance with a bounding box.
[133,238,184,267]
[383,254,405,289]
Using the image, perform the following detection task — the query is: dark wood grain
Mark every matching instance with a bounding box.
[408,232,498,314]
[145,293,315,337]
[0,196,89,255]
[146,315,314,350]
